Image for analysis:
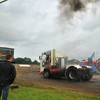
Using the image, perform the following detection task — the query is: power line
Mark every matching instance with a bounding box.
[0,0,8,4]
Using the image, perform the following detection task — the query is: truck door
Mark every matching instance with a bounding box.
[40,53,46,72]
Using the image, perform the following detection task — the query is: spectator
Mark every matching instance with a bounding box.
[0,55,16,100]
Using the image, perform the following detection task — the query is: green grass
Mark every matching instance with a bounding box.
[97,71,100,73]
[8,87,100,100]
[4,79,100,100]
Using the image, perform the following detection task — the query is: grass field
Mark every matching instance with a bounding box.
[0,78,97,100]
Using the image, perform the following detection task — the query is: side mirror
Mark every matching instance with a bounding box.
[39,56,41,60]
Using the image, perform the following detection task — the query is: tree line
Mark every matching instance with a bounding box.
[13,57,40,65]
[13,57,100,65]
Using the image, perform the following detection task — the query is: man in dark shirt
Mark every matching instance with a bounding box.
[0,55,16,100]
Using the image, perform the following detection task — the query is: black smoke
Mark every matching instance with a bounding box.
[58,0,100,21]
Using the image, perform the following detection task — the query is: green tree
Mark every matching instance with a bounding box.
[32,60,40,65]
[24,57,32,64]
[14,57,40,65]
[14,58,24,64]
[81,59,86,61]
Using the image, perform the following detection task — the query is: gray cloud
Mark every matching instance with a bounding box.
[0,0,100,61]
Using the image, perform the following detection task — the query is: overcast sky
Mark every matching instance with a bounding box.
[0,0,100,61]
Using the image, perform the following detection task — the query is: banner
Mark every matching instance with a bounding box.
[19,64,30,67]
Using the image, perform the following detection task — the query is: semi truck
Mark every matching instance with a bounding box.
[39,49,93,82]
[0,47,14,61]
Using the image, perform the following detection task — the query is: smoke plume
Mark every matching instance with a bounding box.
[58,0,100,21]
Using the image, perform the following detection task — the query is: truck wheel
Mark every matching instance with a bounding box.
[82,70,93,81]
[67,67,82,82]
[44,71,50,79]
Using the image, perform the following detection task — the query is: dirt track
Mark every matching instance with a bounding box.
[16,71,100,97]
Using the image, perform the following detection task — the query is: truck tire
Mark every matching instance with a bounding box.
[82,69,93,81]
[67,67,82,82]
[44,70,50,79]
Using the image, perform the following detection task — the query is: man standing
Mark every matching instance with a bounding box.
[0,55,16,100]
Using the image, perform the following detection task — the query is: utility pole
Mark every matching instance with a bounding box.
[0,0,8,4]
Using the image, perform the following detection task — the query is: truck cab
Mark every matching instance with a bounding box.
[39,49,67,77]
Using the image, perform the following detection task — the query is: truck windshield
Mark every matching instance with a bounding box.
[42,54,46,60]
